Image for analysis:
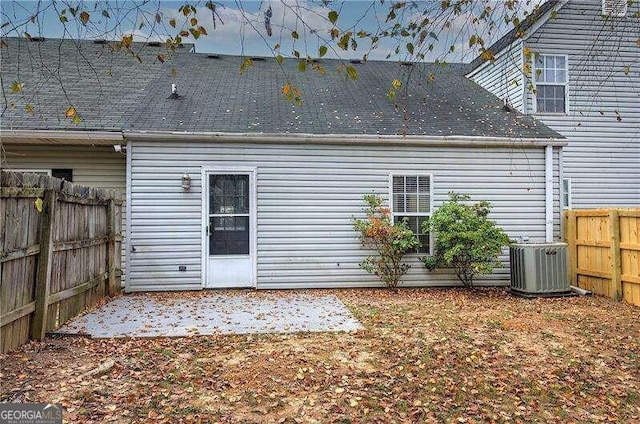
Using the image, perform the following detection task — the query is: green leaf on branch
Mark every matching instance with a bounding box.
[406,42,414,54]
[328,11,338,25]
[319,45,327,58]
[346,65,357,80]
[338,32,352,50]
[239,57,254,74]
[11,81,24,93]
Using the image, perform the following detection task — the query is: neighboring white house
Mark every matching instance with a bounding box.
[467,0,639,209]
[2,38,566,291]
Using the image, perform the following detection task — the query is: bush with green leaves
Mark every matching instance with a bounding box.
[353,194,420,290]
[422,192,511,288]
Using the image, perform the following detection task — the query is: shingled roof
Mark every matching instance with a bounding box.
[0,37,192,131]
[1,37,561,139]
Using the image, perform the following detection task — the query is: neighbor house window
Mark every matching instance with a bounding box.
[602,0,627,16]
[391,174,432,254]
[52,168,73,182]
[534,54,568,114]
[6,168,73,182]
[562,178,572,210]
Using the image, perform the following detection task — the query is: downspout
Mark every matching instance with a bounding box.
[125,139,132,292]
[545,145,554,242]
[559,147,564,239]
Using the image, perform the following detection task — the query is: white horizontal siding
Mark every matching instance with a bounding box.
[2,145,128,279]
[524,0,640,208]
[468,40,525,112]
[128,141,560,291]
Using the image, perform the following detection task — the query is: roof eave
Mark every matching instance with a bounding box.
[123,130,568,147]
[0,129,124,146]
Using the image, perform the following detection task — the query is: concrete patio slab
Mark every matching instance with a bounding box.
[54,292,363,338]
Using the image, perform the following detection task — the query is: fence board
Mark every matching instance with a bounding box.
[564,208,640,306]
[32,190,56,340]
[1,171,122,353]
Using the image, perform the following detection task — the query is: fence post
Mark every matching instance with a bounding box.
[31,189,56,340]
[565,210,577,288]
[106,198,118,296]
[609,209,622,301]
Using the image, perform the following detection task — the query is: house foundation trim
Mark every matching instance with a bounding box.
[123,131,567,148]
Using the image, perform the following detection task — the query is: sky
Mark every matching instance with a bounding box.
[0,1,539,63]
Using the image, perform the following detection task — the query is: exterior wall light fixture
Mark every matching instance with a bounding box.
[181,172,191,191]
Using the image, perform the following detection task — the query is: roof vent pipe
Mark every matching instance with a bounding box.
[168,83,180,99]
[502,98,513,112]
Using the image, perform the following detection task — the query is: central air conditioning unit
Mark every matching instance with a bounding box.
[510,243,570,296]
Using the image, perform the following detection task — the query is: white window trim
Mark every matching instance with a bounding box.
[602,0,628,17]
[532,53,570,115]
[5,168,52,175]
[563,178,572,210]
[388,173,434,256]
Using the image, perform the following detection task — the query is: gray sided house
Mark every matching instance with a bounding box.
[1,37,565,291]
[467,0,640,209]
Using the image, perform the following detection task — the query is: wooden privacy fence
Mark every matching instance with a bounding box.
[1,171,122,353]
[564,209,640,306]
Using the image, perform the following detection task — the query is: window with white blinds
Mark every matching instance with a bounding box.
[391,174,433,254]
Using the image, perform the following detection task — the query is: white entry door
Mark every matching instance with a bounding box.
[205,172,255,288]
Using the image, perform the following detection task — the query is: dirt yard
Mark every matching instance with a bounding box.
[2,288,639,423]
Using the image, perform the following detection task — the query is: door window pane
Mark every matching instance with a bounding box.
[210,216,249,255]
[210,175,249,214]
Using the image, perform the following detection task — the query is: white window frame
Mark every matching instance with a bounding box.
[562,178,572,210]
[602,0,628,17]
[532,53,569,115]
[388,173,434,256]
